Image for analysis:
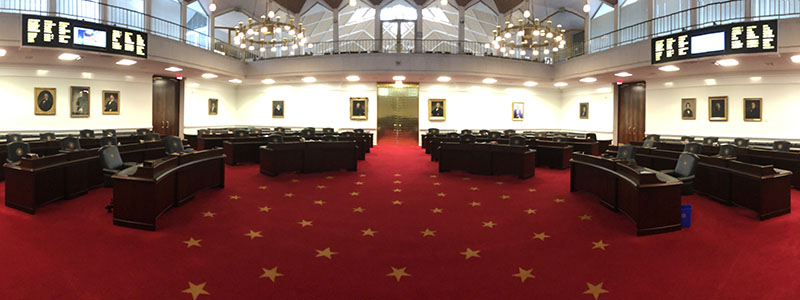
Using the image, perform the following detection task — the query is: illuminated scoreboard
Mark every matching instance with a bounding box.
[22,15,147,58]
[652,20,776,64]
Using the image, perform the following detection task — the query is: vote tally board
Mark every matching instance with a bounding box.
[22,15,147,58]
[652,20,776,64]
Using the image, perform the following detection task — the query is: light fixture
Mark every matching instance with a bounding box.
[714,59,739,66]
[81,72,93,79]
[229,79,243,84]
[664,82,674,87]
[0,49,6,56]
[583,2,591,13]
[704,78,717,85]
[554,82,568,87]
[437,76,451,82]
[392,75,406,81]
[791,55,800,63]
[579,77,597,83]
[230,8,306,60]
[524,81,538,87]
[58,53,81,61]
[346,75,360,82]
[482,78,497,84]
[188,83,200,88]
[394,80,404,88]
[165,66,183,72]
[750,76,762,82]
[115,59,137,66]
[597,87,612,93]
[658,65,680,72]
[262,79,276,84]
[201,73,218,79]
[209,2,216,12]
[302,76,316,83]
[614,72,632,77]
[349,0,357,6]
[440,0,447,6]
[490,16,566,61]
[523,10,531,18]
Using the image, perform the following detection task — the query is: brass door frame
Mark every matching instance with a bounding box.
[377,83,420,145]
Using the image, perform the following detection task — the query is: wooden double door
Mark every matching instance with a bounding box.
[152,76,182,136]
[377,83,419,145]
[617,81,646,145]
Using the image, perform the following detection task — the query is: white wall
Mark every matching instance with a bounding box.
[0,64,152,133]
[184,79,239,131]
[559,83,615,140]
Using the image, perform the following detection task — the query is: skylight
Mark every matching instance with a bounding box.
[593,3,615,19]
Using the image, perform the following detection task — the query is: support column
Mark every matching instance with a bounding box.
[690,0,698,29]
[49,0,57,17]
[458,5,465,54]
[333,7,340,53]
[613,3,619,46]
[374,6,381,52]
[647,0,653,36]
[100,0,108,24]
[415,6,422,53]
[180,0,187,42]
[744,0,752,21]
[209,9,215,50]
[145,0,152,31]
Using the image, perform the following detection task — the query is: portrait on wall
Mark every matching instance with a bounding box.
[208,98,218,115]
[272,100,285,118]
[102,91,120,115]
[350,97,368,120]
[708,96,728,121]
[744,98,762,122]
[429,99,446,121]
[579,102,589,119]
[70,86,90,118]
[34,87,56,115]
[512,102,524,121]
[681,98,696,120]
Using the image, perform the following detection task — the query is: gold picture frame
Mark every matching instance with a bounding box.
[708,96,728,121]
[429,99,446,121]
[743,98,762,122]
[350,97,368,120]
[34,87,56,115]
[208,98,218,115]
[579,102,589,119]
[681,98,696,120]
[512,102,524,121]
[102,90,120,115]
[272,100,285,118]
[70,86,90,118]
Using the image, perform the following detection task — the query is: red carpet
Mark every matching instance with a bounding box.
[1,145,800,299]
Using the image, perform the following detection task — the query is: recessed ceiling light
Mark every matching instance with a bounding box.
[201,73,218,79]
[524,81,538,87]
[704,78,717,85]
[81,72,93,79]
[482,78,497,84]
[664,82,674,87]
[165,66,183,72]
[750,76,762,82]
[553,82,568,87]
[58,53,81,61]
[116,59,137,66]
[188,83,199,87]
[597,87,612,93]
[392,75,406,81]
[714,59,739,67]
[262,79,276,84]
[229,79,243,84]
[0,49,6,56]
[614,72,632,77]
[437,76,451,82]
[658,65,680,72]
[579,77,597,83]
[346,75,360,82]
[302,76,317,83]
[792,55,800,63]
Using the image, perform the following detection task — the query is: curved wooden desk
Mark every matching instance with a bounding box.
[438,142,535,179]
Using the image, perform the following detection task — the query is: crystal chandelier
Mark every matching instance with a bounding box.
[486,12,566,59]
[232,12,312,54]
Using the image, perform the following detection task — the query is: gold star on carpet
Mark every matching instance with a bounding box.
[393,180,402,184]
[244,230,263,239]
[437,192,447,197]
[512,267,535,283]
[431,208,443,214]
[496,181,504,185]
[386,267,411,282]
[579,214,592,221]
[470,187,479,191]
[325,176,334,179]
[524,208,537,215]
[433,182,441,186]
[420,228,436,237]
[532,232,550,241]
[316,185,327,189]
[284,193,294,198]
[554,198,565,203]
[460,248,481,260]
[298,220,313,227]
[392,200,403,205]
[592,240,609,250]
[583,282,609,299]
[229,195,240,200]
[501,195,511,199]
[258,206,271,212]
[361,228,377,236]
[313,200,326,206]
[393,173,401,177]
[528,188,537,192]
[482,221,497,228]
[350,192,360,196]
[291,179,300,183]
[359,174,367,177]
[462,177,471,180]
[315,247,338,259]
[258,186,268,190]
[353,207,365,213]
[393,189,402,192]
[355,181,364,185]
[183,237,202,248]
[429,175,438,178]
[259,266,283,282]
[181,281,210,300]
[201,211,216,217]
[469,201,482,207]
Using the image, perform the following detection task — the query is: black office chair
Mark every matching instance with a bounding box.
[773,141,791,152]
[354,129,365,134]
[98,145,139,212]
[428,128,440,135]
[645,134,660,141]
[100,136,118,147]
[6,134,22,143]
[251,129,263,135]
[533,132,546,138]
[274,127,286,135]
[300,129,315,140]
[488,131,502,139]
[504,129,516,137]
[683,143,701,154]
[323,128,335,134]
[681,136,694,143]
[267,135,284,144]
[164,136,192,155]
[340,131,355,137]
[197,129,210,136]
[509,135,526,146]
[461,129,473,135]
[305,127,316,135]
[40,133,56,141]
[718,144,737,158]
[60,137,81,151]
[141,133,160,142]
[479,130,489,136]
[460,134,476,144]
[660,152,699,195]
[80,130,95,138]
[322,135,338,142]
[616,144,636,161]
[233,130,249,138]
[6,142,30,163]
[703,137,718,145]
[586,133,597,142]
[553,137,565,143]
[734,138,749,147]
[102,129,116,137]
[136,129,151,136]
[643,140,657,149]
[446,132,459,139]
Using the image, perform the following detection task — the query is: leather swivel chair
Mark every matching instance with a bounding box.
[267,135,284,144]
[681,136,694,143]
[300,129,315,140]
[773,141,791,152]
[305,127,316,135]
[479,130,490,136]
[646,134,660,141]
[80,130,95,138]
[616,144,636,161]
[660,152,699,195]
[535,132,546,138]
[459,134,476,144]
[233,130,249,138]
[98,145,139,212]
[504,129,516,137]
[718,144,737,158]
[554,137,565,143]
[353,129,365,134]
[197,129,210,136]
[136,129,151,136]
[322,135,338,142]
[274,127,286,135]
[703,137,718,145]
[103,129,117,137]
[509,135,526,146]
[643,140,657,149]
[60,137,81,151]
[340,131,355,137]
[40,133,56,141]
[734,138,749,147]
[428,128,440,135]
[6,134,22,143]
[6,142,30,163]
[683,143,701,154]
[446,132,459,139]
[323,128,335,135]
[586,133,597,142]
[488,131,502,139]
[100,137,118,147]
[251,129,263,135]
[461,129,473,135]
[164,136,192,155]
[142,133,161,142]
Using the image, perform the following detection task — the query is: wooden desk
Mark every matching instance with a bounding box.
[439,142,535,179]
[259,141,358,176]
[737,147,800,189]
[112,149,225,230]
[223,138,269,165]
[531,140,573,169]
[571,153,682,236]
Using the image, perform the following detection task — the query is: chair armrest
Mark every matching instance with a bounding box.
[117,165,138,177]
[102,168,119,175]
[678,174,695,182]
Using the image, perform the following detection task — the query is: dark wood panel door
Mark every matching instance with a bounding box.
[377,84,419,145]
[617,82,646,145]
[152,76,181,136]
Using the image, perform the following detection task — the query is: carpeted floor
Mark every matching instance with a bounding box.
[1,144,799,299]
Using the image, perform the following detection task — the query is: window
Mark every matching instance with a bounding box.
[57,0,100,22]
[0,0,48,15]
[697,0,744,25]
[653,0,691,36]
[752,0,800,20]
[300,4,334,44]
[589,3,614,52]
[422,1,458,53]
[107,0,145,30]
[619,0,648,44]
[214,11,249,43]
[151,0,181,40]
[464,2,498,55]
[186,1,209,49]
[381,0,416,53]
[339,0,375,52]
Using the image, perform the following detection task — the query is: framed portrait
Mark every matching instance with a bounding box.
[579,102,589,119]
[743,98,762,122]
[429,99,446,121]
[512,102,524,121]
[34,87,56,115]
[102,90,120,115]
[70,86,90,118]
[708,96,728,121]
[272,100,285,118]
[208,98,218,115]
[350,97,368,120]
[681,98,696,120]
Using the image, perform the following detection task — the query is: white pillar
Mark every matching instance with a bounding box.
[333,7,340,53]
[415,6,422,53]
[690,0,698,29]
[180,0,187,42]
[209,9,215,50]
[458,5,465,54]
[647,0,653,36]
[100,0,108,24]
[145,0,152,31]
[49,0,57,16]
[374,6,381,52]
[744,0,752,21]
[613,4,619,46]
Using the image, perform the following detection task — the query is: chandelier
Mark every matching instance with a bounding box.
[487,11,566,59]
[231,11,312,54]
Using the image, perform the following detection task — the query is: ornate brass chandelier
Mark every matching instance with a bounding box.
[231,11,312,54]
[486,10,566,58]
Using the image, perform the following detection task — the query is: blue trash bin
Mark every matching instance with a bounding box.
[681,204,692,228]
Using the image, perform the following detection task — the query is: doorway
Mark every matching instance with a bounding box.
[377,83,420,145]
[617,81,646,145]
[152,76,182,136]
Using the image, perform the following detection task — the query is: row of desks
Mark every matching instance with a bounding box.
[222,136,369,165]
[260,141,359,176]
[189,133,374,152]
[438,143,536,179]
[425,136,603,169]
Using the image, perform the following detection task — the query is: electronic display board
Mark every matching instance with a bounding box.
[652,20,776,64]
[22,14,147,58]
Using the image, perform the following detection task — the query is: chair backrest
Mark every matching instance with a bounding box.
[100,136,118,147]
[553,137,565,143]
[6,142,30,163]
[305,127,316,135]
[646,134,660,141]
[136,128,150,136]
[428,128,440,135]
[322,128,334,134]
[80,130,95,138]
[164,136,185,154]
[40,133,56,141]
[509,135,526,146]
[461,129,472,135]
[233,130,249,138]
[535,132,546,138]
[6,134,22,143]
[479,129,489,136]
[683,143,701,154]
[102,129,117,137]
[143,133,161,142]
[340,131,355,137]
[353,129,365,134]
[197,129,210,136]
[643,140,657,149]
[504,129,516,136]
[681,136,694,143]
[267,135,284,144]
[60,137,81,151]
[773,141,791,152]
[488,131,502,139]
[719,144,737,157]
[446,132,459,138]
[300,129,315,139]
[734,138,749,147]
[322,135,338,142]
[674,152,699,177]
[274,127,285,135]
[459,134,476,144]
[250,128,262,135]
[616,144,636,160]
[586,133,597,142]
[702,137,718,145]
[98,145,123,170]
